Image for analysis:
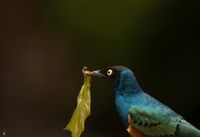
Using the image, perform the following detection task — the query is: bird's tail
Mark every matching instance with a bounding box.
[179,120,200,137]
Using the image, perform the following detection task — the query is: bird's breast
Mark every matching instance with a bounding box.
[114,91,147,127]
[115,94,132,126]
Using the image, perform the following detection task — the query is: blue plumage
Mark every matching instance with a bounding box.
[115,69,178,126]
[91,66,200,137]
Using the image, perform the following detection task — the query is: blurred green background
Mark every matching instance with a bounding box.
[1,0,200,137]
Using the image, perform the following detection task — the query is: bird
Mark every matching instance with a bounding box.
[90,66,200,137]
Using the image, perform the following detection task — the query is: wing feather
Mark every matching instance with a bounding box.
[128,107,181,137]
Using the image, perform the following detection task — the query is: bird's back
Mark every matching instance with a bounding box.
[115,91,200,137]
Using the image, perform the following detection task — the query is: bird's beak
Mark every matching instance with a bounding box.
[90,70,105,77]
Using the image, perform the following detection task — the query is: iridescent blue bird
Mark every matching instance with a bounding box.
[90,66,200,137]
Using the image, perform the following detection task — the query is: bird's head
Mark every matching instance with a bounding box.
[90,66,126,86]
[90,66,141,92]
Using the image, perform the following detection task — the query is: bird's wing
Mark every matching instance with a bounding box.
[128,106,182,137]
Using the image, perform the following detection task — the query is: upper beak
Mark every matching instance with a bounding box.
[90,70,105,77]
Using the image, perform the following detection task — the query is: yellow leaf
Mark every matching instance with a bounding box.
[64,67,91,137]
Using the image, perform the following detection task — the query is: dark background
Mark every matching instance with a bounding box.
[1,0,200,137]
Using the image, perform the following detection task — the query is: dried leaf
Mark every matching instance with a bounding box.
[64,68,91,137]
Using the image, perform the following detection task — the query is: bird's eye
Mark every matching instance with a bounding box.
[107,69,113,76]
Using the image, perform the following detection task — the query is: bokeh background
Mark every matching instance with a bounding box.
[1,0,200,137]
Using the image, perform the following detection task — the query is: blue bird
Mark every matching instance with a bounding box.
[90,66,200,137]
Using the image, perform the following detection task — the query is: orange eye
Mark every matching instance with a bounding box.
[107,69,113,76]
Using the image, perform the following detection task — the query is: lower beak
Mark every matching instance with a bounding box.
[90,70,105,77]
